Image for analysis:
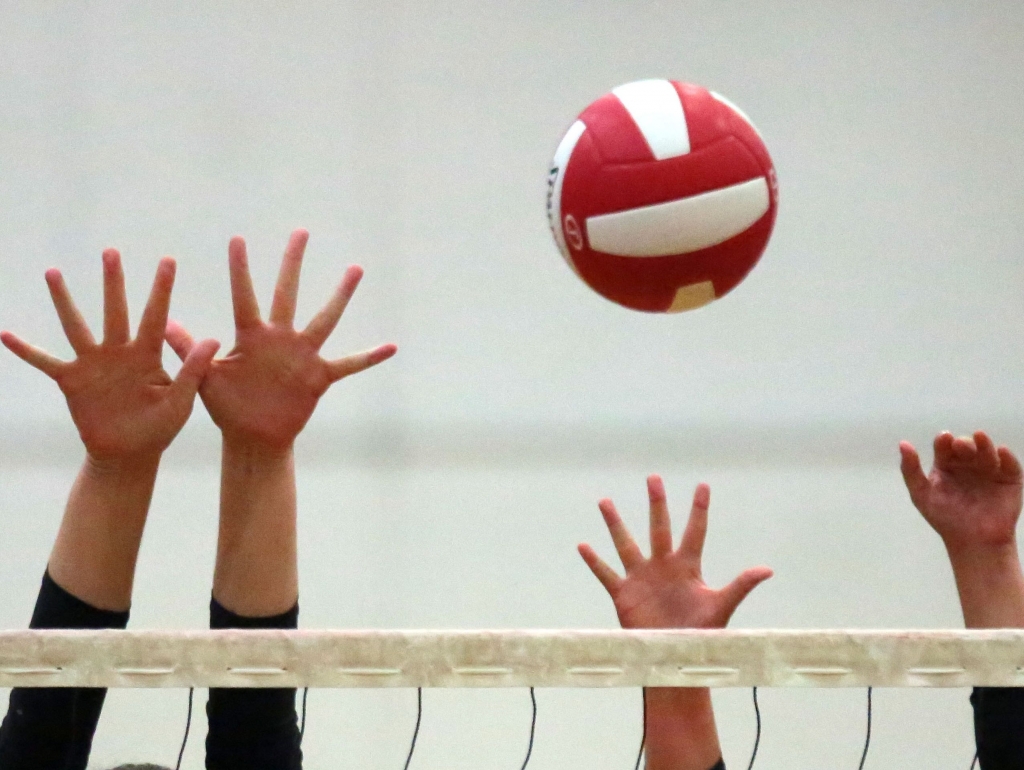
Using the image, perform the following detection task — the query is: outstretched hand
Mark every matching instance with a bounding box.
[900,431,1023,553]
[578,475,772,630]
[0,251,219,464]
[165,229,397,452]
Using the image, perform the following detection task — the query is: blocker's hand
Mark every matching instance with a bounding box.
[166,229,397,452]
[578,475,773,630]
[900,431,1023,553]
[0,252,219,464]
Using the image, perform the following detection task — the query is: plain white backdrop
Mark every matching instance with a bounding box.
[1,1,1023,767]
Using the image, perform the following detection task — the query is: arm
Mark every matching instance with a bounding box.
[166,229,395,769]
[0,251,216,768]
[578,476,772,770]
[900,431,1024,769]
[899,431,1024,628]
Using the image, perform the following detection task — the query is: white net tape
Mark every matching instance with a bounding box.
[1,629,1023,689]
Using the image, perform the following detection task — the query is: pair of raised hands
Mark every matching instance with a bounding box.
[581,432,1024,632]
[0,230,397,466]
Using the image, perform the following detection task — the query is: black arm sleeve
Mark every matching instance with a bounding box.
[972,687,1024,769]
[709,760,726,770]
[205,598,302,770]
[0,571,130,770]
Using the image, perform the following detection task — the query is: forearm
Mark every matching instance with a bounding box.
[644,687,723,770]
[47,454,160,612]
[213,439,298,617]
[206,597,301,770]
[0,574,130,768]
[947,529,1024,770]
[947,543,1024,629]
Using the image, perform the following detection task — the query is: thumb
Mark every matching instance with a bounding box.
[899,441,929,511]
[717,566,773,625]
[165,319,196,362]
[170,338,220,404]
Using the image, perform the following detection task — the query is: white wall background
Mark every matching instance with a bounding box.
[1,0,1023,767]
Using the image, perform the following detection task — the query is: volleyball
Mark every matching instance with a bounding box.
[547,79,778,313]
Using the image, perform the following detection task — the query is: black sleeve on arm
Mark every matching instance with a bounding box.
[972,687,1024,769]
[206,598,302,770]
[0,571,129,770]
[709,760,725,770]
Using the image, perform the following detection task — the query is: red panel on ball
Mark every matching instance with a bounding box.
[562,137,763,222]
[672,83,725,151]
[577,93,657,164]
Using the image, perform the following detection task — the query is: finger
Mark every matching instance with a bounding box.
[136,258,176,352]
[269,228,309,327]
[102,249,130,345]
[578,544,623,595]
[647,474,673,559]
[973,431,999,473]
[951,435,978,462]
[717,566,773,625]
[899,442,930,510]
[229,236,262,330]
[45,269,95,354]
[170,338,220,406]
[303,265,363,349]
[932,431,955,469]
[679,482,711,561]
[325,343,398,383]
[165,319,197,362]
[598,498,645,570]
[0,331,65,379]
[997,446,1024,482]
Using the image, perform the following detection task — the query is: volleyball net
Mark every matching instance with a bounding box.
[0,628,1021,689]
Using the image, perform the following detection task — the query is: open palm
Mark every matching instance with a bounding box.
[1,251,218,463]
[166,230,396,451]
[579,475,772,630]
[901,431,1023,552]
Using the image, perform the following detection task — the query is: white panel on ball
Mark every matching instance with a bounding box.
[585,177,771,257]
[546,119,587,270]
[611,79,690,160]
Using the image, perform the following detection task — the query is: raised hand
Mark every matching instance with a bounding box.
[0,251,219,464]
[165,229,397,452]
[578,475,772,630]
[900,431,1023,554]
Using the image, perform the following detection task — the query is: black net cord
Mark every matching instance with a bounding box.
[403,687,423,770]
[747,686,761,770]
[175,687,194,770]
[634,688,647,770]
[858,687,873,770]
[299,687,309,742]
[520,686,537,769]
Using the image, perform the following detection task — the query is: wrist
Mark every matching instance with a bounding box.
[83,452,161,483]
[946,542,1024,628]
[645,686,714,711]
[946,540,1021,578]
[222,435,295,464]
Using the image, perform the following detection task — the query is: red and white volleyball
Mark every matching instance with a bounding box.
[547,80,778,313]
